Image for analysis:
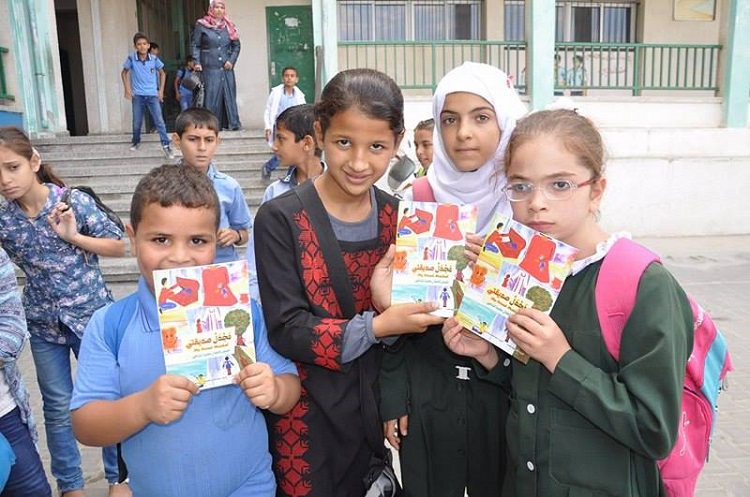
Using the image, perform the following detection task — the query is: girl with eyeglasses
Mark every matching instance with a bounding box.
[441,109,693,496]
[372,61,527,497]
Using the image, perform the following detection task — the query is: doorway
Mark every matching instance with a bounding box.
[54,1,88,136]
[266,6,315,101]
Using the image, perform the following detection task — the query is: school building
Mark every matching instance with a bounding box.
[0,0,748,236]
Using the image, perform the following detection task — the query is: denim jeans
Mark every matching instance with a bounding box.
[0,407,52,496]
[29,332,119,492]
[131,95,169,146]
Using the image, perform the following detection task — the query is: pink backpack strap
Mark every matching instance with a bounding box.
[595,238,661,361]
[411,177,435,202]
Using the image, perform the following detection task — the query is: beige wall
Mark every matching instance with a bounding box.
[641,0,721,43]
[0,1,22,116]
[77,0,138,134]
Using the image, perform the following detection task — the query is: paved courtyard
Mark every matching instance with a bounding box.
[17,235,750,496]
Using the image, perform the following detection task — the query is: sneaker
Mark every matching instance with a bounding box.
[129,143,140,151]
[162,145,175,160]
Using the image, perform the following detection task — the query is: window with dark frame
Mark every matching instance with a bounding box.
[338,0,482,42]
[503,1,637,43]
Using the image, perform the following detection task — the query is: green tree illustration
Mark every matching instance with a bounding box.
[224,309,250,337]
[526,286,553,312]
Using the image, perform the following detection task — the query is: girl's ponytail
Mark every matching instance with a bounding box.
[36,162,66,187]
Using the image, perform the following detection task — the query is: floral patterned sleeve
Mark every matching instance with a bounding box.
[70,189,123,239]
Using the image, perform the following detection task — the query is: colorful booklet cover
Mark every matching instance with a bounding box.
[153,260,256,389]
[392,200,477,317]
[456,213,579,363]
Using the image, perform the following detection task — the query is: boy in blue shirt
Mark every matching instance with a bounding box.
[171,107,251,263]
[174,56,197,111]
[121,32,174,159]
[70,164,300,497]
[260,104,323,204]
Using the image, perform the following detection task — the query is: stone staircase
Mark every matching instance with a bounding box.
[27,130,277,297]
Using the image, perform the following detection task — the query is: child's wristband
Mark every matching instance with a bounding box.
[234,229,243,245]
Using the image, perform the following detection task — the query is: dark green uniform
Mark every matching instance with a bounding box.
[480,258,693,497]
[380,325,509,497]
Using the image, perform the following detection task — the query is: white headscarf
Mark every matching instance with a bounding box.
[427,62,527,235]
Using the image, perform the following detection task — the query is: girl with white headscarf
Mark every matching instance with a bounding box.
[409,61,527,235]
[378,62,527,497]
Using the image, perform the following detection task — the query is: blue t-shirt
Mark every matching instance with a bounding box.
[71,278,297,497]
[123,52,163,96]
[204,163,253,263]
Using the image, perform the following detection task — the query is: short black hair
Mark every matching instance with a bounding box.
[149,42,160,51]
[130,164,220,232]
[276,104,315,142]
[282,66,298,77]
[174,108,220,137]
[276,104,320,157]
[133,32,149,45]
[315,68,404,140]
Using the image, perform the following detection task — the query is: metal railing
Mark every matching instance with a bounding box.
[338,41,526,92]
[338,41,722,95]
[0,46,12,100]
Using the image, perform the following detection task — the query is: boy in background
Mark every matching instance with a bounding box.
[260,104,323,204]
[170,107,252,265]
[70,164,300,497]
[121,32,174,159]
[175,56,197,111]
[261,66,305,179]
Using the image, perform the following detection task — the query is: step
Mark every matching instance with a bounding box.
[44,154,272,175]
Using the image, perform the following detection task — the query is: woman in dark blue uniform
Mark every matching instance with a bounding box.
[191,0,241,130]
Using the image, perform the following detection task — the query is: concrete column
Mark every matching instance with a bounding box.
[525,0,555,110]
[77,0,137,134]
[8,0,67,136]
[719,0,750,127]
[316,0,338,86]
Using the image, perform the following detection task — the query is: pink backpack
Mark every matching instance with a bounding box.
[411,177,435,202]
[595,238,733,497]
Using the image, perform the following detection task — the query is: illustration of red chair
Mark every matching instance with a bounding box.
[398,208,433,236]
[158,276,200,311]
[484,227,526,259]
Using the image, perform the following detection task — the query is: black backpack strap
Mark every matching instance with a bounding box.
[292,181,357,318]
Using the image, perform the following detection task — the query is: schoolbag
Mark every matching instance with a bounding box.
[411,177,435,202]
[595,238,733,497]
[103,293,139,361]
[104,293,263,360]
[62,186,125,232]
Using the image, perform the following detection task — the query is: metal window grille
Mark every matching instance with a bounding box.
[504,1,636,43]
[338,0,482,41]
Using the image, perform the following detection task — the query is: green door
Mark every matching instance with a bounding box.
[266,6,315,101]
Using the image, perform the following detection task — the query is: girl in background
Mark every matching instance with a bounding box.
[373,61,527,497]
[442,109,692,496]
[413,118,434,177]
[254,68,443,497]
[0,127,127,497]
